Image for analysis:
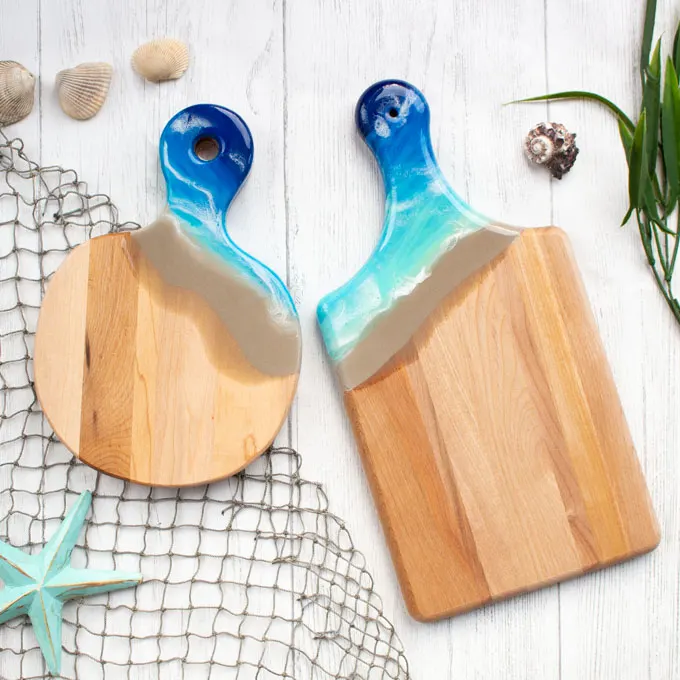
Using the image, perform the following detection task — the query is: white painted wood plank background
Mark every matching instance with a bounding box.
[1,0,678,677]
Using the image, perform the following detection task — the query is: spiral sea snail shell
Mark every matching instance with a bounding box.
[524,122,579,180]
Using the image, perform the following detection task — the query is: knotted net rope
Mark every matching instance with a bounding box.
[0,129,410,680]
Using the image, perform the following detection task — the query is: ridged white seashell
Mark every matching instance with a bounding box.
[0,61,36,126]
[131,38,189,83]
[56,62,112,121]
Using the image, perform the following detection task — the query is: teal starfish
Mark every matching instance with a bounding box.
[0,490,142,675]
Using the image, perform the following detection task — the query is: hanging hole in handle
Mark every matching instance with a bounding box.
[388,107,399,119]
[194,136,220,162]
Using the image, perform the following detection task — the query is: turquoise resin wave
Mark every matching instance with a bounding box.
[317,81,494,364]
[160,104,297,326]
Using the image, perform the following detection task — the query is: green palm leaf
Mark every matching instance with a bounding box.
[510,91,634,131]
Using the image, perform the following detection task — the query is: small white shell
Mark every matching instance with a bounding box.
[131,38,189,83]
[0,61,36,126]
[56,62,112,121]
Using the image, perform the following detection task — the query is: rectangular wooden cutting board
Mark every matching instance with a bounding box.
[344,227,659,621]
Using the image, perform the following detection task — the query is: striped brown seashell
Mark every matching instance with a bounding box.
[0,61,36,126]
[56,62,112,121]
[131,38,189,83]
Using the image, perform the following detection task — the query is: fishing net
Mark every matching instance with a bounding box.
[0,129,410,680]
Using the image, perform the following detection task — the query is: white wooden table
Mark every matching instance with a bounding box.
[2,0,679,677]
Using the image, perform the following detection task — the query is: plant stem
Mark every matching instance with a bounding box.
[670,210,680,274]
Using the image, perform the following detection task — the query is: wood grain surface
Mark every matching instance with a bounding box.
[346,227,659,620]
[34,233,298,486]
[3,0,678,676]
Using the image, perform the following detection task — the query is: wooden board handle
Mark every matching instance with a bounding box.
[35,105,301,486]
[317,80,659,620]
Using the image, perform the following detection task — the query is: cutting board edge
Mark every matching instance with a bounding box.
[67,406,296,488]
[403,532,660,622]
[38,361,300,488]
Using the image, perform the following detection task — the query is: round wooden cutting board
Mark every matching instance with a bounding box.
[34,104,301,486]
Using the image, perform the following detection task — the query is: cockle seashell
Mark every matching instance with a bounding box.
[56,62,112,121]
[131,38,189,83]
[0,61,36,126]
[524,122,579,180]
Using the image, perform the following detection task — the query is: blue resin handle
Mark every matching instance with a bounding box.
[355,80,483,215]
[317,81,516,387]
[159,104,297,321]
